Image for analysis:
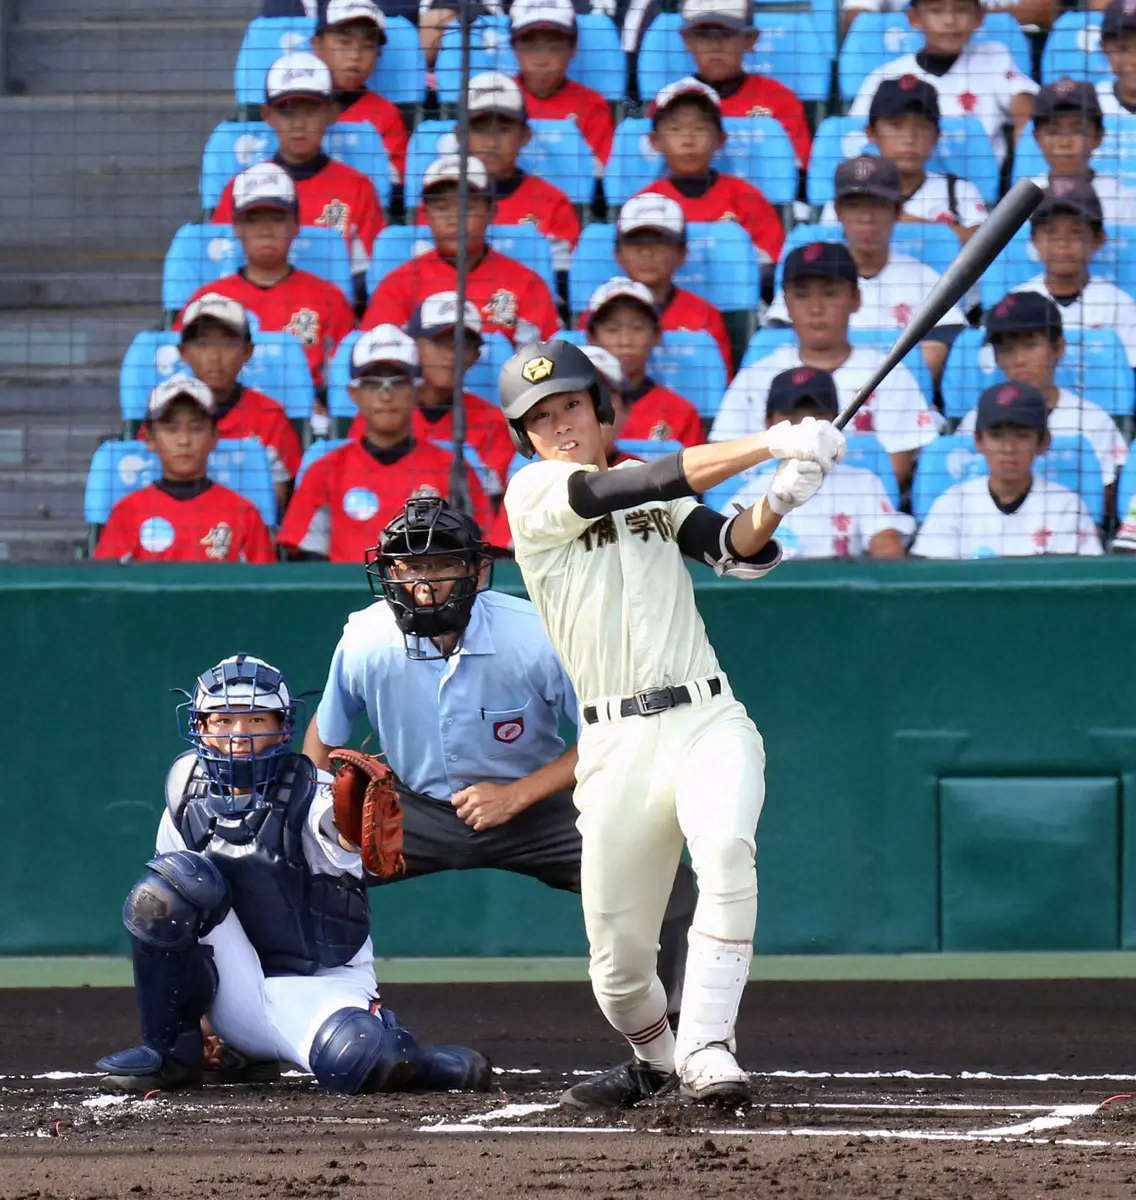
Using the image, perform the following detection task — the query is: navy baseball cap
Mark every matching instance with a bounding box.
[766,367,839,418]
[974,381,1048,432]
[984,292,1063,343]
[869,75,941,125]
[1034,78,1104,124]
[834,154,902,204]
[783,240,858,285]
[1031,177,1104,225]
[1102,0,1136,40]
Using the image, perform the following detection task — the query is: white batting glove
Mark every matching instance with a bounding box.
[765,417,847,473]
[765,460,826,516]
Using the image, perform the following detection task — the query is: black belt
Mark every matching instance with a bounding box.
[582,677,722,725]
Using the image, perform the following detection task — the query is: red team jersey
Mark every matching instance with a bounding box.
[336,91,409,182]
[347,393,515,490]
[94,482,275,563]
[620,382,702,447]
[276,438,492,562]
[639,174,785,264]
[360,248,561,343]
[516,77,614,164]
[712,74,812,167]
[415,174,581,253]
[177,270,356,388]
[213,156,384,255]
[217,385,303,482]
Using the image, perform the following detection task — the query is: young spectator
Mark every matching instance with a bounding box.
[609,192,733,373]
[766,156,966,383]
[311,0,410,184]
[955,291,1128,490]
[361,155,561,342]
[347,292,515,490]
[820,77,986,238]
[177,293,303,510]
[713,367,913,558]
[679,0,811,166]
[848,0,1038,164]
[911,381,1103,557]
[510,0,614,166]
[277,326,491,561]
[212,52,384,269]
[842,0,1057,35]
[94,377,276,564]
[641,77,785,264]
[583,278,704,446]
[179,163,356,392]
[715,241,938,488]
[1097,0,1136,120]
[1017,179,1136,368]
[1027,79,1136,227]
[434,72,580,273]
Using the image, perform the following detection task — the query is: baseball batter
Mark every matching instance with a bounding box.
[97,654,489,1096]
[498,340,845,1108]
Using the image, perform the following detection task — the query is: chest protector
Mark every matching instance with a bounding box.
[167,752,370,976]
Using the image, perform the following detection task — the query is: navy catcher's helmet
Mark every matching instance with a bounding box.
[498,339,614,458]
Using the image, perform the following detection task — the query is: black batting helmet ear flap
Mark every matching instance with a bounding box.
[498,339,615,458]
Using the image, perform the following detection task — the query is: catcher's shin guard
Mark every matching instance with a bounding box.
[415,1045,493,1092]
[308,1006,418,1095]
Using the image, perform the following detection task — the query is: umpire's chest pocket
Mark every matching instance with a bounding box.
[479,702,532,757]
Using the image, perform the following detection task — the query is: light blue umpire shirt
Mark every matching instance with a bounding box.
[315,589,579,801]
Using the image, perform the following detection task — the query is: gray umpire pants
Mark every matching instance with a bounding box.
[370,784,696,1018]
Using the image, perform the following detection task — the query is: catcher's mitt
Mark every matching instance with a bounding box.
[327,749,406,879]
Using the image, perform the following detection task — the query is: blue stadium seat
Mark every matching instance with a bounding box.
[365,224,556,295]
[324,122,395,198]
[603,119,663,209]
[569,221,759,314]
[162,224,240,314]
[980,224,1136,309]
[1011,122,1121,184]
[435,16,516,105]
[120,330,314,423]
[234,15,425,108]
[1040,12,1109,85]
[637,11,831,104]
[507,450,528,481]
[1116,439,1136,515]
[615,438,685,461]
[85,438,278,528]
[911,433,1104,522]
[211,224,354,303]
[296,438,347,486]
[403,118,594,208]
[774,221,960,291]
[939,326,1135,420]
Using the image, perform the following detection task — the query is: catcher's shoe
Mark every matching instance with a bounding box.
[560,1059,678,1111]
[416,1045,493,1093]
[96,1046,203,1094]
[678,1044,751,1105]
[202,1045,282,1087]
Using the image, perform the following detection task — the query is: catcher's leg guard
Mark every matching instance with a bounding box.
[308,1006,419,1095]
[415,1044,493,1092]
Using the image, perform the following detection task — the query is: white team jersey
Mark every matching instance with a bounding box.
[710,343,941,454]
[1094,80,1136,124]
[956,387,1128,485]
[846,0,1012,12]
[820,173,987,228]
[849,42,1038,162]
[715,461,915,559]
[504,458,779,702]
[1028,172,1136,228]
[1016,274,1136,368]
[911,475,1103,558]
[763,253,967,335]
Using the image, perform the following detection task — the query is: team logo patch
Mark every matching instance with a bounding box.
[494,718,525,743]
[316,199,350,233]
[483,289,519,329]
[522,355,554,383]
[139,516,176,554]
[343,487,380,521]
[200,522,234,561]
[286,309,319,346]
[996,384,1020,406]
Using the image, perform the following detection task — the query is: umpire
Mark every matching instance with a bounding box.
[303,495,695,1016]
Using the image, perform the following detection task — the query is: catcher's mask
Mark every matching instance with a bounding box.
[176,653,298,810]
[365,497,493,660]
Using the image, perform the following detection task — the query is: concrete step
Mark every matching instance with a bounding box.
[0,523,89,565]
[0,308,157,370]
[0,262,163,311]
[0,381,120,417]
[26,0,259,20]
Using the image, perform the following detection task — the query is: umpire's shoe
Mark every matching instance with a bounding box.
[678,1044,751,1105]
[560,1059,677,1110]
[96,1046,203,1094]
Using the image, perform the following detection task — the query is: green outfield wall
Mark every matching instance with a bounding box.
[6,558,1136,958]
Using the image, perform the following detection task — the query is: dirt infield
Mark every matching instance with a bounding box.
[3,980,1136,1199]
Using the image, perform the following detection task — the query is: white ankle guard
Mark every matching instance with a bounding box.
[674,931,752,1067]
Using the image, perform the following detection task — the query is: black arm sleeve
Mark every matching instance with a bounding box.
[675,504,781,567]
[566,452,695,519]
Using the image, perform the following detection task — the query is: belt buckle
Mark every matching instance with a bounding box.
[633,688,672,717]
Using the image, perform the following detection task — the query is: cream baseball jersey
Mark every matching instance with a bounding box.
[821,172,987,227]
[1016,274,1136,368]
[911,476,1103,558]
[504,458,780,702]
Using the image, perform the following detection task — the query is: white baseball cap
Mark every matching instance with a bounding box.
[579,344,625,390]
[147,373,216,420]
[618,192,686,242]
[232,161,298,215]
[318,0,387,35]
[651,76,722,120]
[585,277,660,327]
[265,52,333,106]
[422,154,490,194]
[681,0,754,31]
[350,326,419,378]
[510,0,577,37]
[181,293,251,340]
[468,72,527,120]
[407,291,483,340]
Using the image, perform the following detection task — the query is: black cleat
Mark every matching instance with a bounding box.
[560,1059,678,1111]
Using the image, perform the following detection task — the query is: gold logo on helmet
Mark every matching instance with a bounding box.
[522,356,554,384]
